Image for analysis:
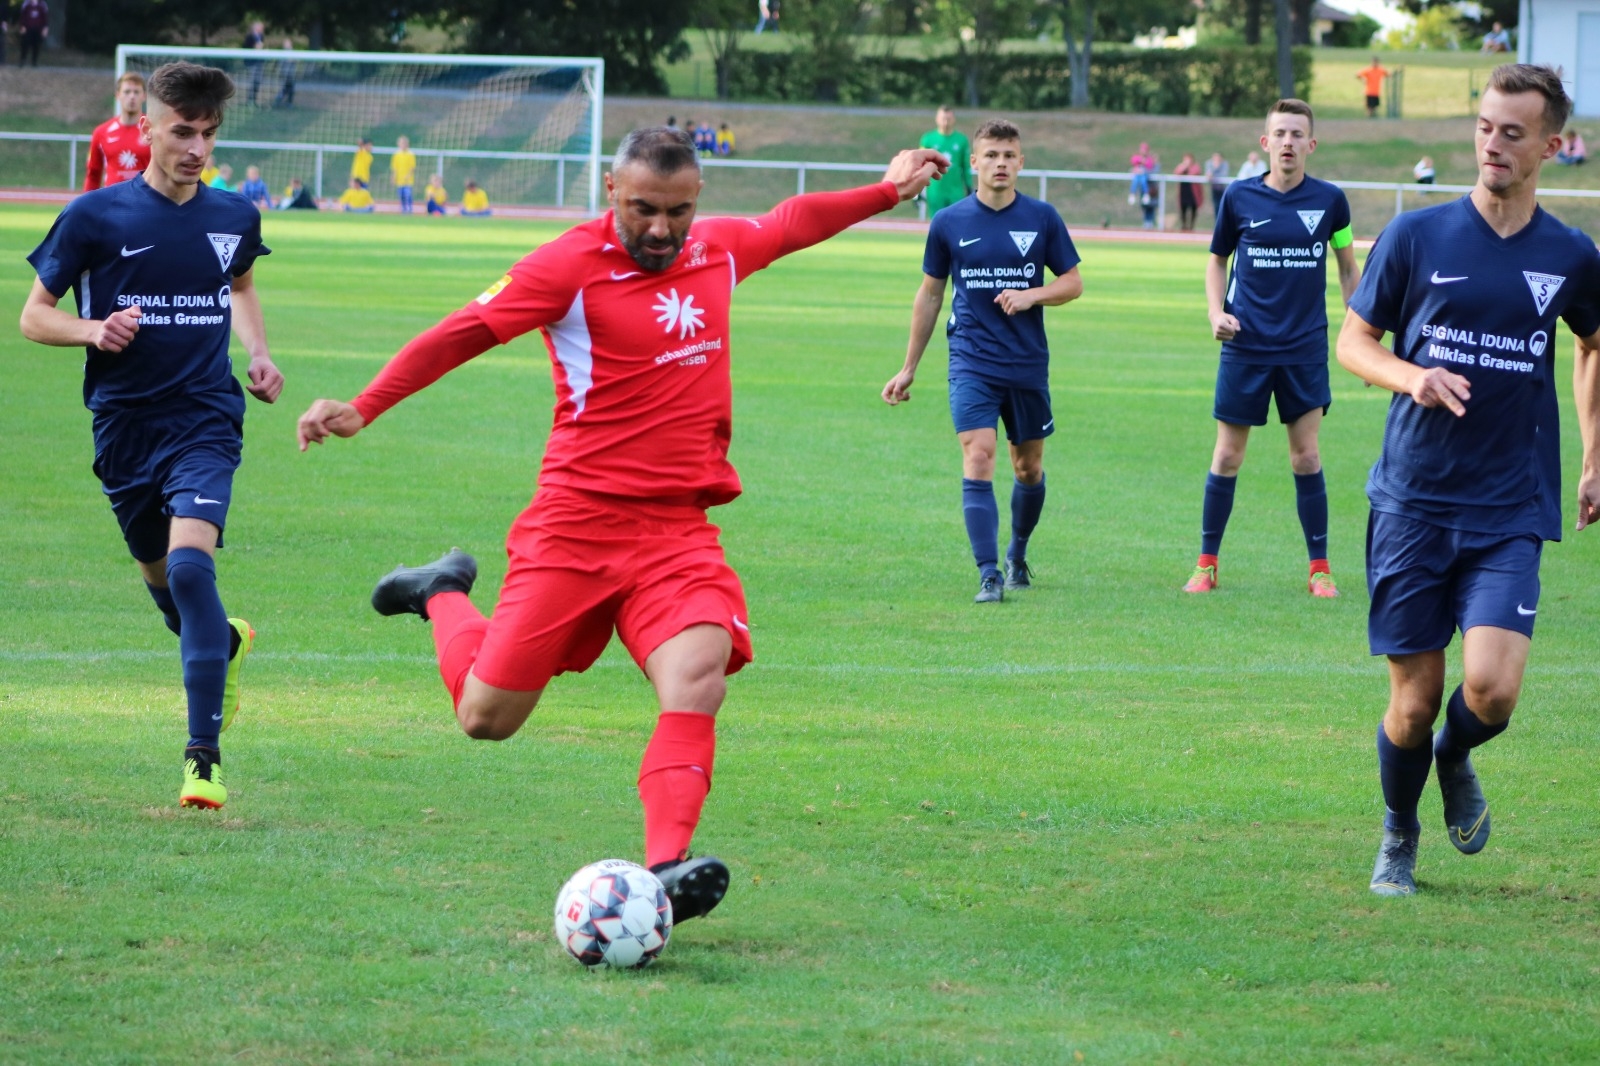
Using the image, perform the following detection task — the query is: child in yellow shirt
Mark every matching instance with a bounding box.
[460,180,491,217]
[391,135,417,213]
[337,177,375,212]
[351,137,374,188]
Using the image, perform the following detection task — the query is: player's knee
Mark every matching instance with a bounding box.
[1289,448,1321,475]
[1012,457,1043,483]
[1462,678,1519,723]
[1212,449,1244,477]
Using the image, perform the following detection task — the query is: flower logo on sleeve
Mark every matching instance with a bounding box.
[653,288,705,339]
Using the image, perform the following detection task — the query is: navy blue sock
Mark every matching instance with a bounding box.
[1435,685,1508,764]
[1294,470,1329,562]
[1007,474,1046,562]
[961,478,1000,575]
[166,547,230,750]
[1377,722,1433,832]
[1200,472,1237,557]
[145,581,182,636]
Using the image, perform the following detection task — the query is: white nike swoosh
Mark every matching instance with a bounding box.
[959,237,982,247]
[732,616,750,631]
[1431,271,1468,284]
[610,270,640,280]
[121,244,154,256]
[1516,604,1537,616]
[211,713,224,721]
[194,495,223,505]
[1041,420,1054,431]
[1248,219,1270,228]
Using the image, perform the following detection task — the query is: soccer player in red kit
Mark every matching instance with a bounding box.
[297,128,944,922]
[84,72,152,191]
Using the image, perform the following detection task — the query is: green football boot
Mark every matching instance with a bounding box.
[221,618,254,733]
[179,747,227,810]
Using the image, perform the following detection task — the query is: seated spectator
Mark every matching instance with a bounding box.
[278,177,318,210]
[1558,129,1587,165]
[201,154,220,186]
[424,173,448,215]
[715,122,735,157]
[1481,21,1511,53]
[239,165,272,209]
[461,180,491,217]
[337,176,376,213]
[694,120,715,158]
[1236,150,1267,180]
[1413,156,1435,184]
[208,163,235,192]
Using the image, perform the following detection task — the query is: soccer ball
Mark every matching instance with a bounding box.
[553,859,672,969]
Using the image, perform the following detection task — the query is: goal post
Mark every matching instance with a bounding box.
[116,45,604,214]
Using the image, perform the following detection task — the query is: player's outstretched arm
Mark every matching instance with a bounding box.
[1204,254,1240,341]
[230,267,283,403]
[883,273,946,406]
[297,399,366,451]
[1573,328,1600,530]
[883,148,948,202]
[995,266,1082,316]
[1336,308,1470,416]
[20,278,141,352]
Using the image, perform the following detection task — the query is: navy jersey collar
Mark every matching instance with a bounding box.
[1459,192,1546,247]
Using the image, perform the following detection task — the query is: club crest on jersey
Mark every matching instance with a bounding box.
[688,240,707,267]
[1524,271,1565,315]
[654,288,705,339]
[1010,231,1037,256]
[117,150,141,170]
[207,233,242,272]
[1297,210,1325,234]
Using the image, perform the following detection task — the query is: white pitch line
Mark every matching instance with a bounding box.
[2,649,1598,678]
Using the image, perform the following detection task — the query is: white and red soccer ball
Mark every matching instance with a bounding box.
[553,859,672,969]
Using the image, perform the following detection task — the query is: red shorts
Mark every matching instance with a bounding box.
[471,486,753,691]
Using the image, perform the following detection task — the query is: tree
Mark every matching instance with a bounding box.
[928,0,1033,107]
[788,0,870,102]
[1274,0,1292,98]
[690,0,749,99]
[1055,0,1198,110]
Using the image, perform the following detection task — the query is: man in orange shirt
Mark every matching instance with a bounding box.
[1357,57,1389,119]
[83,72,151,191]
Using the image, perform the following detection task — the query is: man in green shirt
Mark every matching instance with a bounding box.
[918,106,972,213]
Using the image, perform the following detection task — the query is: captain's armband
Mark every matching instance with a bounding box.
[1330,225,1355,250]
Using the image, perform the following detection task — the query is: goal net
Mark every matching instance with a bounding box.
[116,45,604,212]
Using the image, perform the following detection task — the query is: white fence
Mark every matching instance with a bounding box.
[9,130,1600,231]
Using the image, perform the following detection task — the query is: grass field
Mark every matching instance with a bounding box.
[4,206,1600,1064]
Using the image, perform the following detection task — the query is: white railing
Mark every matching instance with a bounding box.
[10,130,1600,227]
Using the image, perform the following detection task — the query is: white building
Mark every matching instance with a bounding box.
[1518,0,1600,116]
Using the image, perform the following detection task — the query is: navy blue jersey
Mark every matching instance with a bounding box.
[1349,196,1600,541]
[28,175,269,413]
[923,193,1079,387]
[1211,175,1352,365]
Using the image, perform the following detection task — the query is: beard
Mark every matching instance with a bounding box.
[615,217,684,272]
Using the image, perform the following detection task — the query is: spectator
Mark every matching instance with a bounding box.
[1236,150,1267,180]
[1129,161,1154,230]
[392,134,417,213]
[1130,141,1156,171]
[665,115,678,128]
[1558,129,1587,165]
[715,122,736,157]
[694,120,715,158]
[200,153,219,186]
[1173,151,1201,232]
[274,39,296,108]
[1481,21,1511,53]
[351,137,373,189]
[242,20,266,105]
[208,163,234,192]
[423,173,448,215]
[1204,150,1230,217]
[1357,56,1389,119]
[17,0,46,67]
[1412,156,1435,184]
[279,177,317,210]
[337,176,376,213]
[460,180,491,217]
[754,0,779,33]
[240,165,272,210]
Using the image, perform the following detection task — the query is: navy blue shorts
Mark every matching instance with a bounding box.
[92,401,243,564]
[948,375,1054,444]
[1365,510,1542,656]
[1213,360,1331,426]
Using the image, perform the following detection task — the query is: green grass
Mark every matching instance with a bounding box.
[4,207,1600,1063]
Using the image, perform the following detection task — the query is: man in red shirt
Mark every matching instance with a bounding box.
[84,72,152,191]
[298,128,942,923]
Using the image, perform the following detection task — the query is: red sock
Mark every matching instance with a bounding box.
[427,591,488,708]
[1198,553,1219,569]
[1310,558,1331,575]
[638,711,716,868]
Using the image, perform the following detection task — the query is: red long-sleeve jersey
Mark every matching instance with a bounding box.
[83,118,150,191]
[352,181,900,506]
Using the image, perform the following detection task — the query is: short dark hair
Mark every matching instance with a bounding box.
[146,61,234,122]
[1487,63,1572,135]
[613,126,699,176]
[972,118,1021,145]
[1268,98,1315,131]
